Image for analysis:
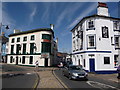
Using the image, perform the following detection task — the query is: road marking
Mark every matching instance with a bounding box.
[87,81,120,90]
[52,69,69,89]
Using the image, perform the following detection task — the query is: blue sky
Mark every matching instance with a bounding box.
[1,1,119,53]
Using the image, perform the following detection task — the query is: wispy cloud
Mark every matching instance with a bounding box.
[28,4,37,25]
[2,3,16,36]
[56,3,84,28]
[41,3,51,24]
[67,2,97,30]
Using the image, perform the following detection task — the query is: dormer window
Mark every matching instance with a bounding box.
[87,20,95,30]
[113,21,120,31]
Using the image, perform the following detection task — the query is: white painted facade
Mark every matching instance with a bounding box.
[7,27,58,67]
[71,3,120,73]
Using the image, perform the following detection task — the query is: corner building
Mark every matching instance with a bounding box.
[71,3,120,74]
[7,25,58,67]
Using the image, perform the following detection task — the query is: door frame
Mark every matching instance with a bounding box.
[44,58,48,67]
[89,58,95,72]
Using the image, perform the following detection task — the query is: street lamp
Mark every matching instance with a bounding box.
[0,23,9,62]
[0,23,9,35]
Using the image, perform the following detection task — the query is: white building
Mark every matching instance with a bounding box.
[71,2,120,74]
[7,24,58,67]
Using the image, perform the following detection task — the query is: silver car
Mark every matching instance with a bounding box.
[62,65,88,80]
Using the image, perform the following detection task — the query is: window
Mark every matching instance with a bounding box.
[30,43,34,54]
[22,56,25,64]
[17,37,20,42]
[31,35,35,40]
[83,59,86,67]
[87,35,96,49]
[23,36,27,41]
[42,34,51,40]
[114,55,119,67]
[73,40,75,52]
[11,38,15,43]
[16,44,21,54]
[113,21,120,30]
[10,56,13,63]
[41,42,51,53]
[114,36,120,49]
[87,20,95,29]
[73,31,75,38]
[29,56,33,64]
[23,44,26,54]
[102,26,109,38]
[104,57,110,64]
[111,37,113,45]
[11,45,14,54]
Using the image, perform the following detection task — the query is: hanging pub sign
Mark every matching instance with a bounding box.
[102,26,109,38]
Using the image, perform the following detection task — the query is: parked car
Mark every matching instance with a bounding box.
[62,65,88,80]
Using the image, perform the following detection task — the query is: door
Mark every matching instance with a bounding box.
[89,58,95,72]
[16,56,18,65]
[45,58,48,67]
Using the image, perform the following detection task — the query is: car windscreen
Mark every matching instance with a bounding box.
[69,66,82,70]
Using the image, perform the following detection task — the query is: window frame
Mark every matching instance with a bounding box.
[23,36,27,41]
[87,34,96,49]
[31,35,35,40]
[102,26,109,38]
[104,57,110,64]
[113,21,120,31]
[87,19,95,30]
[17,37,20,42]
[114,35,120,49]
[11,38,15,43]
[42,34,51,40]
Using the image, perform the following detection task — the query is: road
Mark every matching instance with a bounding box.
[54,69,120,89]
[1,64,38,88]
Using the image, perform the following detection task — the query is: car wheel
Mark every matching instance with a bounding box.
[68,74,72,80]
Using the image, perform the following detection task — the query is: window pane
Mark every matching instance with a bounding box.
[29,56,33,64]
[88,20,94,29]
[42,34,51,40]
[16,44,21,54]
[11,38,15,43]
[102,26,109,38]
[41,42,51,53]
[30,43,34,54]
[17,37,20,42]
[22,56,25,64]
[89,36,94,46]
[31,35,35,40]
[23,44,26,54]
[23,37,27,41]
[11,45,14,54]
[104,57,110,64]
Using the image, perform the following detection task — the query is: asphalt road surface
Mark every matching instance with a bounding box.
[2,64,37,88]
[54,69,120,89]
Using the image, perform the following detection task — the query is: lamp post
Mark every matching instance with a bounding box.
[0,23,9,62]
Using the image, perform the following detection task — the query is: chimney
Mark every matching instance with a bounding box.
[97,2,109,16]
[14,29,21,33]
[50,24,54,30]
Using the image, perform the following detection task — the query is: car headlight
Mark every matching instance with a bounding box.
[72,73,78,76]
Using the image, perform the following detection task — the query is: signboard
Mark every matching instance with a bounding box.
[41,53,49,58]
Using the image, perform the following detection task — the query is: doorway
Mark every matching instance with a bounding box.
[44,58,48,67]
[89,58,95,72]
[16,56,18,65]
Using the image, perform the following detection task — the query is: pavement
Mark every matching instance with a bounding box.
[0,63,120,89]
